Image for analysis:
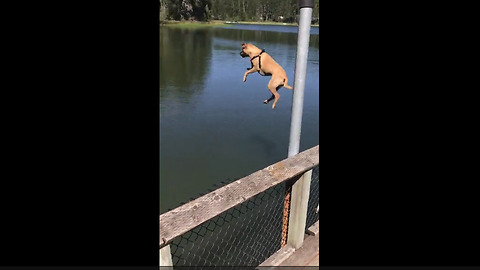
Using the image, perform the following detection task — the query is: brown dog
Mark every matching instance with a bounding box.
[240,43,293,109]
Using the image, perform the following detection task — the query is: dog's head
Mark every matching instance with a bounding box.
[240,43,249,58]
[240,42,263,58]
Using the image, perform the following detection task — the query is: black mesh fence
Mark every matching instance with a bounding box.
[306,165,320,229]
[168,165,319,267]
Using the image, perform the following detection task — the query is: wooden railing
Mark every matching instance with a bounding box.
[159,145,319,266]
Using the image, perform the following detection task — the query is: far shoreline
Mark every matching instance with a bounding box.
[160,20,319,28]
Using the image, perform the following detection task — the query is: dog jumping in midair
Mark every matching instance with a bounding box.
[240,43,293,109]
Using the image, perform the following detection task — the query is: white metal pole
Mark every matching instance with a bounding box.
[288,0,313,158]
[285,0,314,250]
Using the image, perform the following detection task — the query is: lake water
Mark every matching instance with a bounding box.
[160,24,319,214]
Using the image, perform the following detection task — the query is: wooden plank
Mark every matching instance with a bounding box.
[160,145,319,248]
[159,244,173,266]
[287,170,312,249]
[258,245,295,267]
[279,234,319,266]
[307,254,320,266]
[306,221,319,236]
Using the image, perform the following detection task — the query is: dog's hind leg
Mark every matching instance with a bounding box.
[265,85,283,104]
[264,94,275,104]
[267,84,280,109]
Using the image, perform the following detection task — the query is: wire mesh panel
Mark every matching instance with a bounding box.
[169,182,285,267]
[305,165,319,230]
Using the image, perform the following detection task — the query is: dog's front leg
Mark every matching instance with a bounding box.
[243,68,257,82]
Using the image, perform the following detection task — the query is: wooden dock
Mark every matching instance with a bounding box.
[279,233,319,266]
[259,221,319,267]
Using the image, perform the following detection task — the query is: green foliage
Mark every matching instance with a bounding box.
[160,0,319,24]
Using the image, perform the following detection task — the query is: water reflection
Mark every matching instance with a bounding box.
[160,27,212,100]
[160,25,319,214]
[213,27,319,48]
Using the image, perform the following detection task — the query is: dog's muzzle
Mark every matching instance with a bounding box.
[240,51,248,58]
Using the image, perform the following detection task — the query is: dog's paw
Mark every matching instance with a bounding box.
[263,100,268,104]
[243,78,247,82]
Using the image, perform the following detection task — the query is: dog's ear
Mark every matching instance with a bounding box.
[241,42,245,46]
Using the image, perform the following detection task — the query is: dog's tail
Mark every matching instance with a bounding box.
[283,77,293,89]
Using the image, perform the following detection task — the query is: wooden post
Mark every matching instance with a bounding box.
[286,169,312,249]
[159,244,173,267]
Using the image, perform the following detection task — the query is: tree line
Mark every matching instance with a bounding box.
[160,0,319,24]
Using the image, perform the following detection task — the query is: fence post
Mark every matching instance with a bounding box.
[287,170,312,248]
[159,244,173,267]
[282,0,314,249]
